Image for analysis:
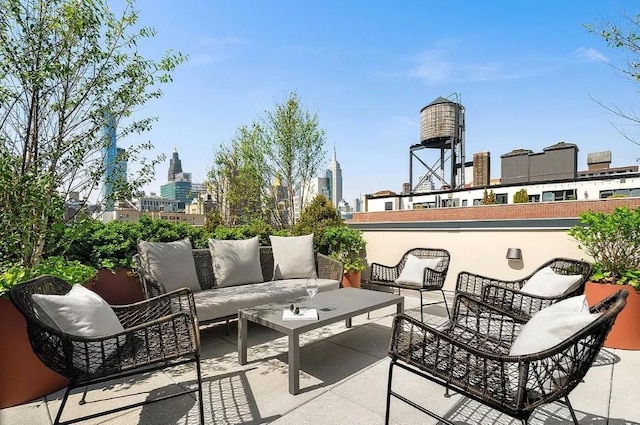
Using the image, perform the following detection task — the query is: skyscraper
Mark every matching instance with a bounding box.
[161,148,193,210]
[326,146,343,208]
[102,112,127,212]
[167,147,183,182]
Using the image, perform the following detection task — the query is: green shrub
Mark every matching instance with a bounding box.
[322,226,367,272]
[513,189,528,203]
[292,195,344,253]
[568,206,640,289]
[0,256,97,296]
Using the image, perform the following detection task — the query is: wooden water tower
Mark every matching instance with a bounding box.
[410,94,466,192]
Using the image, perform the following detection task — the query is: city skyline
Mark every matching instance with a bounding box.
[116,0,640,203]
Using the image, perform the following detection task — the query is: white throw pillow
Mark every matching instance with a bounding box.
[395,255,441,286]
[32,284,125,371]
[509,295,600,356]
[209,237,264,287]
[519,266,583,297]
[269,234,317,280]
[138,239,201,292]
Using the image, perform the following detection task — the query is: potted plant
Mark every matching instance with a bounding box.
[0,257,97,408]
[323,226,367,288]
[568,206,640,349]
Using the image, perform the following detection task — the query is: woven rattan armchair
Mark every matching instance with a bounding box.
[368,248,451,321]
[385,290,627,425]
[455,257,592,322]
[9,275,204,425]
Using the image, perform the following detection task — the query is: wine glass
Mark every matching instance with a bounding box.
[306,279,318,303]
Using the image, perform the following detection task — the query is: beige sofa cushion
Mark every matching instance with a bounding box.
[138,239,201,293]
[270,234,317,280]
[208,237,263,287]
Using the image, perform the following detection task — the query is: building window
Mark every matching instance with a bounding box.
[528,194,540,203]
[495,193,508,204]
[384,201,393,211]
[462,199,468,206]
[542,189,577,202]
[473,199,482,206]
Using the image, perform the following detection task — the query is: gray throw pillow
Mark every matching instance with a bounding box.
[32,284,125,372]
[138,239,201,293]
[269,234,317,280]
[209,236,264,287]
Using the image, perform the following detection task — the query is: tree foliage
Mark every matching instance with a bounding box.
[292,194,343,253]
[209,124,268,226]
[568,207,640,289]
[481,188,497,205]
[513,188,528,203]
[208,92,326,229]
[585,14,640,147]
[0,0,185,267]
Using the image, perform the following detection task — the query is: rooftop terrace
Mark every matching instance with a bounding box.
[1,292,638,425]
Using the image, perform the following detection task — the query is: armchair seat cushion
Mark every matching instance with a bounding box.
[32,284,124,336]
[509,295,600,356]
[394,255,441,286]
[519,266,583,297]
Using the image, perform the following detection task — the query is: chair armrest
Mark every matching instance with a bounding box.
[112,288,197,329]
[316,252,344,281]
[31,309,200,381]
[455,270,525,298]
[480,284,558,323]
[133,254,168,298]
[369,262,399,283]
[449,293,524,345]
[422,267,446,290]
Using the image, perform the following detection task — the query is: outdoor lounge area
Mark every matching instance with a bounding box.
[2,291,639,425]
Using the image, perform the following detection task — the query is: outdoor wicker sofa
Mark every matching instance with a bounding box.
[455,257,592,322]
[367,248,451,321]
[9,275,204,425]
[135,246,344,326]
[385,289,627,425]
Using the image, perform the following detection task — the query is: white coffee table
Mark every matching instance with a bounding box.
[237,288,404,394]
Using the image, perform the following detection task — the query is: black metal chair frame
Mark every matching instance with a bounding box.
[385,290,627,425]
[455,257,593,322]
[9,275,205,425]
[368,248,451,321]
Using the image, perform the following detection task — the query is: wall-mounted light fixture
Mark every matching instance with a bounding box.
[506,248,522,261]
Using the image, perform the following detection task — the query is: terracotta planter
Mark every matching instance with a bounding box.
[342,270,362,288]
[0,298,68,408]
[91,268,144,305]
[584,281,640,350]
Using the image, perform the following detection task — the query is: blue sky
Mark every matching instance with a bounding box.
[126,0,640,204]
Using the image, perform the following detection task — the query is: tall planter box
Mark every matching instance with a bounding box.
[90,268,144,305]
[342,271,362,288]
[585,282,640,350]
[0,298,68,408]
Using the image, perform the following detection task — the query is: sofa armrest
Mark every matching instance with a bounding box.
[132,254,168,298]
[316,253,344,281]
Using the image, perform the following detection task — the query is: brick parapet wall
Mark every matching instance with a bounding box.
[349,198,640,223]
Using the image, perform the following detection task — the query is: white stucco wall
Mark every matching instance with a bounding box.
[362,228,590,291]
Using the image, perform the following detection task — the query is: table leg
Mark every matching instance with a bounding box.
[238,315,247,365]
[397,298,404,315]
[288,333,300,395]
[345,317,352,328]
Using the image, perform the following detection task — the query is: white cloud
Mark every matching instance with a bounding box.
[401,41,567,85]
[188,54,215,67]
[575,47,609,63]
